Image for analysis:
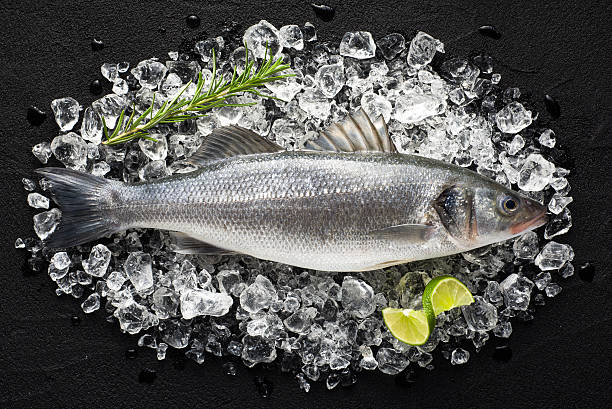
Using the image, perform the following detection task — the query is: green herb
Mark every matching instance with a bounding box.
[102,47,292,145]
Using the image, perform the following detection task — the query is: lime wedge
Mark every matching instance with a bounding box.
[382,307,432,346]
[422,275,474,318]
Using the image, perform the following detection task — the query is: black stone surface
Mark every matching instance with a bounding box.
[1,1,611,408]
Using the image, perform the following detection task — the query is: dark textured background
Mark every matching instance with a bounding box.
[1,1,611,408]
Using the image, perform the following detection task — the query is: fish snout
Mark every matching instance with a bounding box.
[509,197,548,234]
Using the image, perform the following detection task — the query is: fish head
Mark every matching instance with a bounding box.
[433,181,548,248]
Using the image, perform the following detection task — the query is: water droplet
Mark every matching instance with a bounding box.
[186,14,201,28]
[138,368,157,383]
[578,262,595,282]
[311,3,335,22]
[254,376,273,397]
[492,345,512,362]
[71,315,81,326]
[27,106,47,126]
[91,38,104,51]
[90,79,103,95]
[544,94,561,118]
[125,348,138,359]
[478,25,502,40]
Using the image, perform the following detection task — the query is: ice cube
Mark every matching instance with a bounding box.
[360,91,392,122]
[315,63,345,98]
[114,300,155,334]
[138,134,168,161]
[376,348,409,375]
[106,270,127,291]
[81,293,101,313]
[512,231,539,260]
[112,78,129,95]
[495,102,532,134]
[33,208,61,240]
[80,107,104,144]
[302,22,317,42]
[51,251,71,269]
[484,281,504,306]
[450,348,470,365]
[493,321,512,338]
[407,31,438,68]
[156,343,168,360]
[538,129,556,148]
[544,208,572,239]
[139,160,169,181]
[15,238,25,249]
[508,134,525,155]
[51,132,88,169]
[264,69,303,102]
[22,178,36,191]
[241,335,277,366]
[82,244,112,277]
[124,251,154,291]
[160,73,183,99]
[216,269,243,296]
[152,287,179,319]
[159,319,192,348]
[341,276,375,318]
[283,307,317,334]
[545,283,562,297]
[376,33,405,60]
[101,63,119,82]
[180,289,233,318]
[118,61,130,73]
[298,88,331,119]
[462,296,498,331]
[195,37,225,63]
[279,25,304,50]
[240,275,277,313]
[32,142,52,164]
[534,272,552,290]
[339,31,376,59]
[534,241,574,271]
[92,161,111,176]
[50,97,80,131]
[91,94,126,129]
[131,59,168,89]
[518,153,555,191]
[393,91,445,124]
[500,274,534,310]
[559,262,574,278]
[27,193,49,209]
[548,194,573,215]
[243,20,282,59]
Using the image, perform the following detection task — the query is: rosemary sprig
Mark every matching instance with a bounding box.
[102,46,292,145]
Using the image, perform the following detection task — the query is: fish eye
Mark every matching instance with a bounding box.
[499,195,520,215]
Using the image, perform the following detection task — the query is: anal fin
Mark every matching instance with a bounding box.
[170,232,238,255]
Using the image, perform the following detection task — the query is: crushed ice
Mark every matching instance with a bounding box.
[19,21,575,391]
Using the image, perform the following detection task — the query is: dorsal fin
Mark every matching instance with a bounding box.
[188,125,284,165]
[303,108,396,153]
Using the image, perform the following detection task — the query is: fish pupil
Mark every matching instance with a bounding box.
[504,198,517,211]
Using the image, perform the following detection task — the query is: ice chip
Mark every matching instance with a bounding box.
[545,283,562,297]
[534,272,552,290]
[114,300,155,334]
[512,231,539,260]
[243,20,281,59]
[152,287,180,319]
[500,274,534,310]
[484,281,504,306]
[341,276,375,318]
[33,208,61,240]
[264,69,303,102]
[216,269,243,296]
[376,348,409,375]
[393,91,445,124]
[508,135,525,155]
[279,25,304,50]
[131,59,168,89]
[112,78,129,95]
[139,160,170,181]
[283,307,317,334]
[339,31,376,59]
[22,178,36,191]
[195,36,225,63]
[493,321,513,338]
[376,33,405,60]
[180,289,233,318]
[534,241,574,271]
[51,132,88,169]
[118,61,130,73]
[360,91,392,122]
[159,319,192,348]
[50,97,80,131]
[450,348,470,365]
[240,275,277,313]
[32,142,52,164]
[82,244,112,277]
[106,270,127,291]
[315,63,345,98]
[298,88,331,119]
[495,102,532,134]
[548,194,573,215]
[138,134,168,161]
[544,208,572,239]
[51,251,71,269]
[101,63,119,82]
[91,94,126,129]
[124,251,154,291]
[302,22,317,42]
[81,293,101,313]
[407,31,438,68]
[80,107,104,144]
[92,161,111,176]
[518,153,555,191]
[27,193,49,209]
[462,296,498,331]
[241,335,277,366]
[538,129,556,148]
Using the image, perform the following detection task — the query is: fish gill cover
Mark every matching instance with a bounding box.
[19,20,574,391]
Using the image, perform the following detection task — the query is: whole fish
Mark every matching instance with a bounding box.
[38,109,547,272]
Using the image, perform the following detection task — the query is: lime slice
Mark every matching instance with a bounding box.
[422,275,474,318]
[382,307,432,346]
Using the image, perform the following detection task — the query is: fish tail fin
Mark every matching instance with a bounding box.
[35,167,124,248]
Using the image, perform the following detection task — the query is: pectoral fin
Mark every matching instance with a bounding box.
[369,224,436,243]
[169,232,239,255]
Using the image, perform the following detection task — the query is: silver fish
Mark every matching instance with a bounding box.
[38,109,547,272]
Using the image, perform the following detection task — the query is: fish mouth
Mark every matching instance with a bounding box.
[509,212,549,235]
